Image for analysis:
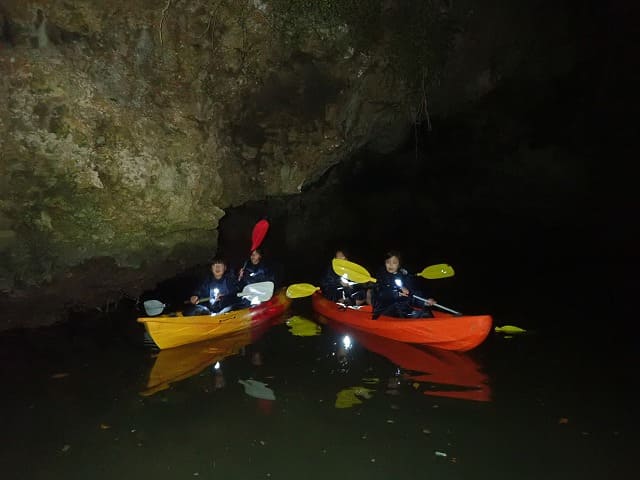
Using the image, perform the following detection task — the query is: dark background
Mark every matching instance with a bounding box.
[141,1,639,343]
[213,1,637,339]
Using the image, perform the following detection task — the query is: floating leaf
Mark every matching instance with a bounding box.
[362,377,380,385]
[494,325,527,334]
[335,386,375,408]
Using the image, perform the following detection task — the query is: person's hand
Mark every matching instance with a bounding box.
[425,297,436,306]
[399,287,410,297]
[190,295,199,305]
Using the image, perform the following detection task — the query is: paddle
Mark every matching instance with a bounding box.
[250,219,270,252]
[185,281,275,304]
[332,258,454,283]
[286,282,461,316]
[332,258,461,316]
[417,263,455,279]
[143,282,275,316]
[143,299,167,316]
[237,281,274,303]
[332,258,377,283]
[240,219,270,279]
[413,294,462,316]
[196,281,274,304]
[287,260,455,300]
[286,283,319,299]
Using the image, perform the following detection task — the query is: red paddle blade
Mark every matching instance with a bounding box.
[250,220,269,252]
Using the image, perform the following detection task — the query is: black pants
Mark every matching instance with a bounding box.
[183,304,211,316]
[373,302,411,319]
[409,307,434,318]
[373,302,433,319]
[184,296,236,316]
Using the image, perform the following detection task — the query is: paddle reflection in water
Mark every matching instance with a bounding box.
[318,315,491,402]
[140,319,280,396]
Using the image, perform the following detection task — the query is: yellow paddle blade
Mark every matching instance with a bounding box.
[332,258,377,284]
[286,283,319,298]
[494,325,527,334]
[417,264,455,279]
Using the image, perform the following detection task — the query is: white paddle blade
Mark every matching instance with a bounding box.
[237,281,274,303]
[143,300,166,316]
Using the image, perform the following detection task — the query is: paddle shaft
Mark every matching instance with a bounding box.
[414,294,462,316]
[184,296,213,304]
[188,281,275,305]
[433,303,462,316]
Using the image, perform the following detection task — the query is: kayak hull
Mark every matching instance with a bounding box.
[137,288,291,349]
[312,293,491,352]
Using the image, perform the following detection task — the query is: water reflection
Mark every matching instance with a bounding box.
[140,319,279,396]
[0,309,633,479]
[319,315,491,402]
[286,315,322,336]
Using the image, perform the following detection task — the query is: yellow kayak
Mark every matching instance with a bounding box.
[137,288,291,349]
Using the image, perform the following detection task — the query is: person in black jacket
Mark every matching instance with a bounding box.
[185,258,239,315]
[372,251,436,319]
[238,248,275,287]
[236,248,277,309]
[320,249,366,305]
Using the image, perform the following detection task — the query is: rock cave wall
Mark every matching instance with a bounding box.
[0,0,604,329]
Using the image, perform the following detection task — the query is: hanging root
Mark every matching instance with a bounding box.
[420,68,432,132]
[159,0,172,47]
[411,69,433,160]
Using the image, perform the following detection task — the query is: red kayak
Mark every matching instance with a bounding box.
[311,293,492,352]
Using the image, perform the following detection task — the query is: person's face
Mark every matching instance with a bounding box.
[385,255,400,273]
[335,250,347,260]
[250,250,262,265]
[211,262,226,278]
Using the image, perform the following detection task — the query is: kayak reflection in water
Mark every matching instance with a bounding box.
[372,251,436,319]
[333,334,353,374]
[329,323,491,402]
[212,362,226,390]
[251,351,263,367]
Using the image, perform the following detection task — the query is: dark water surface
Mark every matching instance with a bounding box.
[0,290,634,480]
